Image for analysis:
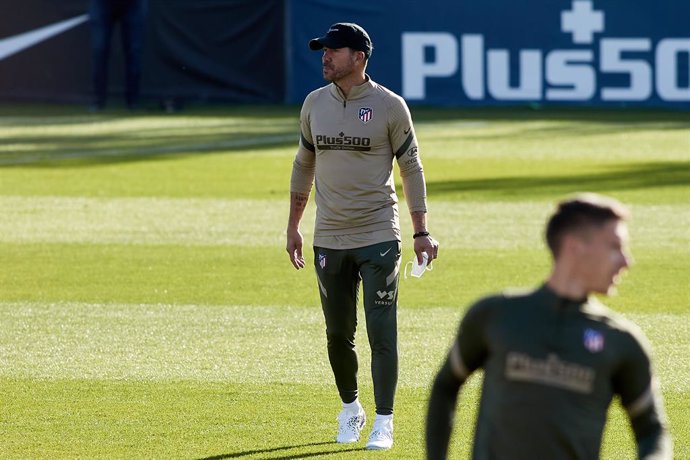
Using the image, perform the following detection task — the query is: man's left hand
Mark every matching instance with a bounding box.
[415,235,439,265]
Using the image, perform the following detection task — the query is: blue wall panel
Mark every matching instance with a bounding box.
[288,0,690,108]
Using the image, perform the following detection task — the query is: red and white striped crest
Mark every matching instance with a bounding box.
[358,107,373,124]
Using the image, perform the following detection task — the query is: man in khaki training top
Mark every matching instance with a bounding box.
[286,22,439,450]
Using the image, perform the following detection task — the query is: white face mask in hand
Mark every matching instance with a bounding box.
[404,252,433,279]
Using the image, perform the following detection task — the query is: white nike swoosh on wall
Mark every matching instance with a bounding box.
[0,14,88,61]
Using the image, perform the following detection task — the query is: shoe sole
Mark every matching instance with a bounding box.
[366,443,392,450]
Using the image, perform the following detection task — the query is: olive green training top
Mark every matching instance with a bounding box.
[426,284,673,460]
[291,76,427,250]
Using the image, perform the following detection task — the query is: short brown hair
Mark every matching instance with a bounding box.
[545,193,629,258]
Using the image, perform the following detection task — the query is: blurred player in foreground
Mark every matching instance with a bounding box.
[426,193,672,460]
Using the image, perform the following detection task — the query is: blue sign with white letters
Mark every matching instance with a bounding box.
[288,0,690,108]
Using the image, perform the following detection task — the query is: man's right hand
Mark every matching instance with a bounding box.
[286,227,306,269]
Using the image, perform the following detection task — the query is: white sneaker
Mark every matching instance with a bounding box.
[336,404,366,443]
[366,415,393,450]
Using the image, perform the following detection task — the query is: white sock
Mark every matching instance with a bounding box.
[374,414,393,423]
[342,399,361,411]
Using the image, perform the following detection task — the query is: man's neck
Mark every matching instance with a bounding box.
[334,73,367,98]
[546,267,589,300]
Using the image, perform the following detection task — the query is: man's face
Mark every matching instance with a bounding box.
[321,47,357,82]
[576,219,632,295]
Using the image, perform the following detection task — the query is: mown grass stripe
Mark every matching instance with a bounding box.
[0,134,296,166]
[1,196,688,249]
[1,302,686,393]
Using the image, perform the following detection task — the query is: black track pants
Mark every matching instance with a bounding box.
[313,240,401,415]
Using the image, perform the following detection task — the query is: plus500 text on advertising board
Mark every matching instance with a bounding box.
[289,0,690,107]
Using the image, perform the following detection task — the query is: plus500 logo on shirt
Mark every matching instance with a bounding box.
[402,0,690,103]
[315,134,372,151]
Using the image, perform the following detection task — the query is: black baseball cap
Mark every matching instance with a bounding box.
[309,23,373,58]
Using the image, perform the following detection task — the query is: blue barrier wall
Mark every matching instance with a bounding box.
[2,0,689,107]
[288,0,690,108]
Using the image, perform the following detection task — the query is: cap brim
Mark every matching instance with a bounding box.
[309,36,347,51]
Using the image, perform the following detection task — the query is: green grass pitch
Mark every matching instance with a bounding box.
[0,104,688,458]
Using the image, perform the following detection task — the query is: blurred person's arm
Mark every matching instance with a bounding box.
[426,300,490,459]
[613,329,673,459]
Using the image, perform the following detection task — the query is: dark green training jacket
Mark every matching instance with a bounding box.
[426,284,672,460]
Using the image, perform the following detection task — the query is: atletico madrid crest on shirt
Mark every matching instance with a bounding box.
[583,328,605,353]
[358,107,373,124]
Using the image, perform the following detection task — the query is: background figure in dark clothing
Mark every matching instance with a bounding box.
[89,0,147,110]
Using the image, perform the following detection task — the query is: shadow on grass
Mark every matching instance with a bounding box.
[411,105,690,124]
[198,441,364,459]
[0,130,297,168]
[2,105,688,168]
[426,161,690,199]
[0,105,300,168]
[0,104,300,124]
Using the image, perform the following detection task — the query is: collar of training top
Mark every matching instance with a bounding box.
[329,76,375,101]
